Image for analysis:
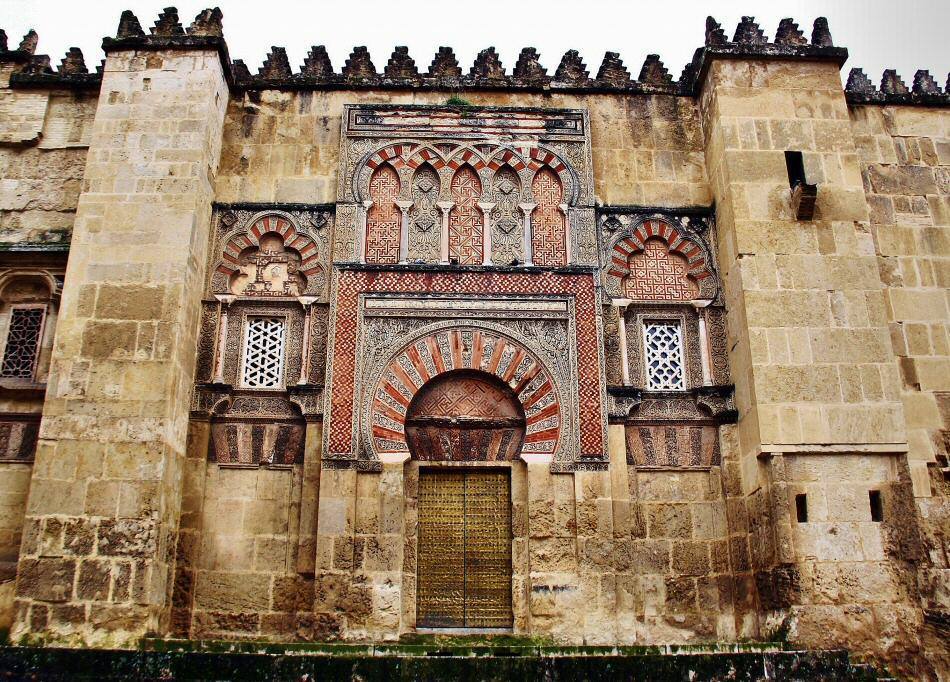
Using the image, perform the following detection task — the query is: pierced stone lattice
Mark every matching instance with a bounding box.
[408,164,441,262]
[242,316,286,388]
[448,166,483,265]
[531,168,566,266]
[0,307,44,379]
[643,322,685,390]
[624,239,699,301]
[366,164,401,263]
[490,166,523,265]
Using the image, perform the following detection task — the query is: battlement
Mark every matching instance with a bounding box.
[0,8,948,102]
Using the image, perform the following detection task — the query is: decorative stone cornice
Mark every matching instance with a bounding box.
[689,15,849,97]
[844,67,950,106]
[7,45,102,90]
[99,6,236,92]
[6,11,949,108]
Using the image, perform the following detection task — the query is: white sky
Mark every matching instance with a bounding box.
[2,0,948,88]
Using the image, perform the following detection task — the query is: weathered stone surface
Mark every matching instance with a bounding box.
[0,10,944,680]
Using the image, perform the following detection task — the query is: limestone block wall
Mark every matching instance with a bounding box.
[0,67,96,245]
[850,104,949,494]
[214,91,709,208]
[0,65,48,146]
[11,47,229,645]
[700,59,905,469]
[698,56,939,675]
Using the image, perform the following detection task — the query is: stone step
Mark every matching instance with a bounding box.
[0,644,892,681]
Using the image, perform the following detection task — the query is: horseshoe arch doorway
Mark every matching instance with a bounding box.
[407,370,522,628]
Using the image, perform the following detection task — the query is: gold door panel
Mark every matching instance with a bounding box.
[417,470,512,628]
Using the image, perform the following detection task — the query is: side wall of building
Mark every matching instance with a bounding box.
[0,63,96,631]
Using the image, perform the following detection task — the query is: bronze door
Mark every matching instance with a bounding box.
[417,470,512,628]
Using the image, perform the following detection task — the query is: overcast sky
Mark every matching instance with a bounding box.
[2,0,947,88]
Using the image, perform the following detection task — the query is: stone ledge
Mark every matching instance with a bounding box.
[0,644,888,681]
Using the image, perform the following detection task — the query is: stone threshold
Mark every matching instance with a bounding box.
[0,644,889,680]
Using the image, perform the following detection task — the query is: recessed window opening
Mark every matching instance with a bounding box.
[869,490,883,522]
[643,321,685,391]
[785,150,806,188]
[242,316,286,388]
[0,306,46,380]
[795,493,808,523]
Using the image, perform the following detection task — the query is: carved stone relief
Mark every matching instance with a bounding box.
[408,164,441,262]
[334,105,594,266]
[490,166,523,266]
[209,208,332,302]
[599,212,719,302]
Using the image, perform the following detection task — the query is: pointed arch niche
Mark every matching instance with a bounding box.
[365,163,401,264]
[448,165,484,265]
[531,167,566,266]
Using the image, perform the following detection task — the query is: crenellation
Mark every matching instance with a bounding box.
[115,10,145,40]
[810,17,834,48]
[300,45,335,80]
[426,46,462,81]
[704,17,727,47]
[0,7,946,679]
[383,46,419,82]
[881,69,909,95]
[57,48,87,76]
[258,47,292,80]
[554,49,589,85]
[732,16,767,46]
[512,47,548,84]
[774,18,806,47]
[913,69,941,95]
[470,47,505,82]
[595,51,631,87]
[17,30,37,56]
[638,54,673,87]
[341,46,376,82]
[187,7,223,38]
[150,7,185,37]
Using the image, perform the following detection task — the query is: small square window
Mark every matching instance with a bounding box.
[242,316,286,389]
[0,306,45,381]
[643,321,685,390]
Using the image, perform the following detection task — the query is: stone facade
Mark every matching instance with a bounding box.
[0,8,946,679]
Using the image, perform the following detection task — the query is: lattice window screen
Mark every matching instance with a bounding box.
[1,307,45,380]
[242,316,286,388]
[643,321,685,390]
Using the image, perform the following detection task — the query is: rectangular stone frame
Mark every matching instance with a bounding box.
[323,268,607,472]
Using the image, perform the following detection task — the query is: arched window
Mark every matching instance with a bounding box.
[448,165,483,265]
[531,168,566,266]
[408,163,441,262]
[365,163,401,264]
[0,276,55,382]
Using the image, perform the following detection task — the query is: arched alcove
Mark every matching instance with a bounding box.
[404,369,526,461]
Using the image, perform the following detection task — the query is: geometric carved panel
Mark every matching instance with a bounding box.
[405,371,526,462]
[531,168,566,267]
[448,166,483,265]
[366,163,401,264]
[624,239,698,301]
